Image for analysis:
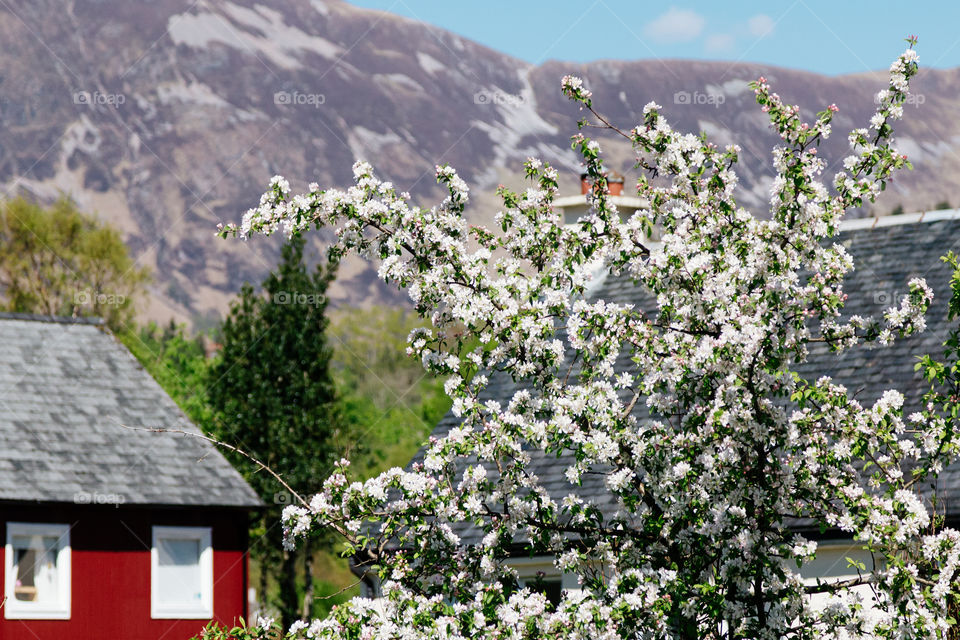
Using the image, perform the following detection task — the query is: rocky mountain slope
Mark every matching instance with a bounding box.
[2,0,959,324]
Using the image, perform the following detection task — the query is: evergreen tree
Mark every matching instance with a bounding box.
[206,235,342,629]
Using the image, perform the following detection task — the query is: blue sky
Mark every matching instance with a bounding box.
[345,1,958,75]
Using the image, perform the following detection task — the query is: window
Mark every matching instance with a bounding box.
[4,522,71,619]
[507,557,579,609]
[801,542,881,611]
[799,542,877,582]
[519,575,563,607]
[151,526,213,619]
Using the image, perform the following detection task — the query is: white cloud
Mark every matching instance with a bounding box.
[704,33,736,54]
[747,14,775,38]
[643,8,706,43]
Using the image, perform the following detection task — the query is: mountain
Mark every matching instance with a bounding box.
[2,0,959,325]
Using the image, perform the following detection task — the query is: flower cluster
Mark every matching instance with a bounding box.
[219,44,960,640]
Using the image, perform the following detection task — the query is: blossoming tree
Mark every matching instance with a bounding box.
[212,42,960,640]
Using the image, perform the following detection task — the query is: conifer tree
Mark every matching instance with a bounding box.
[207,235,342,629]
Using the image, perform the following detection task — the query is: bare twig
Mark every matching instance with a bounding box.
[121,424,310,509]
[315,579,365,600]
[804,576,873,594]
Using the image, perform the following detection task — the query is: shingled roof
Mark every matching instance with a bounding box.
[418,210,960,546]
[0,314,261,508]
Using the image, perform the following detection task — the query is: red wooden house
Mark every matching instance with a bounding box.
[0,314,261,639]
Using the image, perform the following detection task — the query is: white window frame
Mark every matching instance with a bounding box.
[4,522,72,619]
[150,526,213,619]
[507,556,580,595]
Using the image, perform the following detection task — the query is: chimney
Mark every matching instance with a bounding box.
[580,171,625,196]
[607,171,624,196]
[202,335,223,359]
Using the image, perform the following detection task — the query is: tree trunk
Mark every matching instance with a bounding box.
[302,540,314,619]
[280,548,299,631]
[257,556,268,620]
[257,516,269,621]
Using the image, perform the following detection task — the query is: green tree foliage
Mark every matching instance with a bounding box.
[328,306,451,477]
[0,196,149,330]
[206,235,345,629]
[120,320,212,426]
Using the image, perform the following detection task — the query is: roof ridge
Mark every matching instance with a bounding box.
[840,209,960,232]
[0,311,104,325]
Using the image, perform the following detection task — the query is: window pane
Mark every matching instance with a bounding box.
[799,546,875,580]
[156,538,202,605]
[12,535,59,604]
[523,578,563,607]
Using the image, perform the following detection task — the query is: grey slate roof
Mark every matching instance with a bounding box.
[0,314,261,507]
[418,210,960,546]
